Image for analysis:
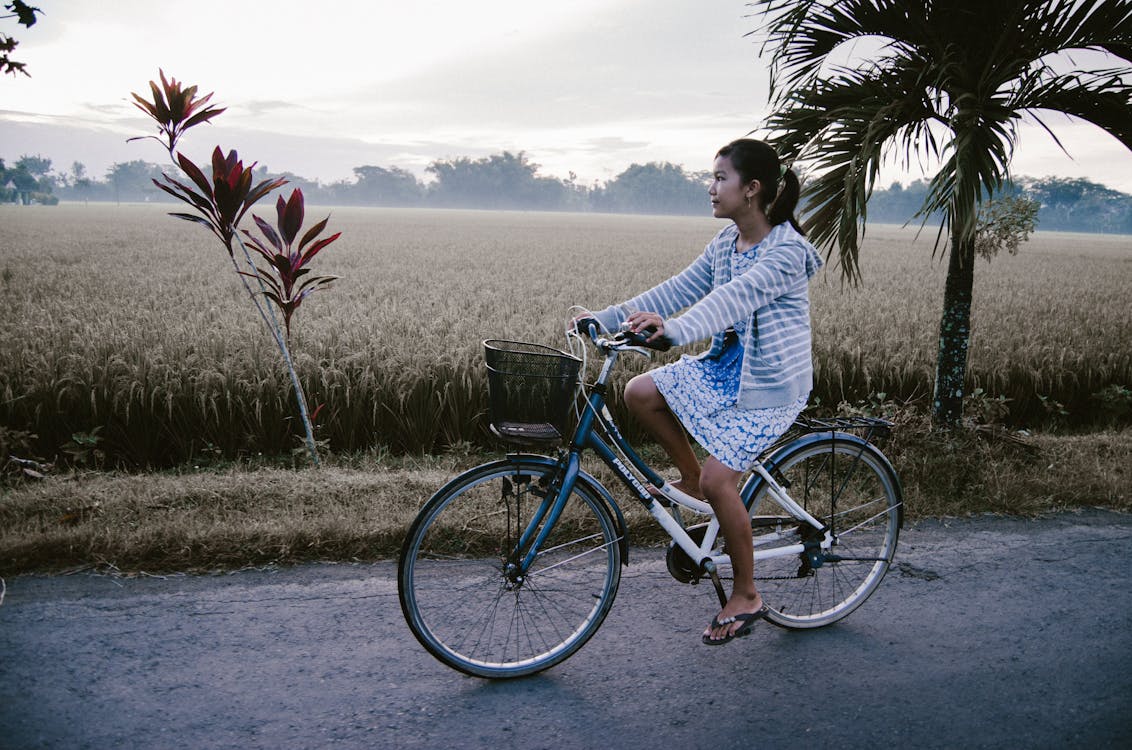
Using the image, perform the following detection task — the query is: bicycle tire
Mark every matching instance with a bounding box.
[398,457,622,678]
[743,434,902,629]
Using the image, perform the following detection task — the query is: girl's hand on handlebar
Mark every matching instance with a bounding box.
[570,316,601,339]
[623,312,673,352]
[568,311,672,351]
[625,311,666,343]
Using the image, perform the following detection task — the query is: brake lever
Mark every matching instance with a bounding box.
[619,344,653,358]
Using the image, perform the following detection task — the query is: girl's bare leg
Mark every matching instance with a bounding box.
[623,374,701,495]
[700,457,763,642]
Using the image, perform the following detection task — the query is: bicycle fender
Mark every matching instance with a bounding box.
[494,453,631,565]
[769,429,871,466]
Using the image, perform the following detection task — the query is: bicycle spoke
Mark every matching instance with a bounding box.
[534,537,619,576]
[836,500,904,538]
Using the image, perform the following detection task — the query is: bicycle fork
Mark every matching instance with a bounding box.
[505,452,585,582]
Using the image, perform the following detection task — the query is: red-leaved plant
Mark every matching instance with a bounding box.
[242,190,340,337]
[158,147,285,255]
[130,70,339,465]
[129,70,225,159]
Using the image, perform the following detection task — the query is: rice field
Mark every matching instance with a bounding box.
[1,203,1129,467]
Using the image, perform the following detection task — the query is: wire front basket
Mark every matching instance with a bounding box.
[484,340,582,444]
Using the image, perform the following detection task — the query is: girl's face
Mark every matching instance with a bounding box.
[709,154,757,220]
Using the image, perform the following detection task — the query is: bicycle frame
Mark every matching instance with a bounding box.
[511,337,833,581]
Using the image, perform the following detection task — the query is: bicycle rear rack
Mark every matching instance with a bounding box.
[793,415,893,444]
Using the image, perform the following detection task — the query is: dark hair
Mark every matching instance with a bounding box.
[716,138,803,234]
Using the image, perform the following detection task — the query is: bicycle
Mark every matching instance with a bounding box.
[398,319,904,679]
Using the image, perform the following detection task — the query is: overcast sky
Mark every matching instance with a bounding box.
[2,0,1130,191]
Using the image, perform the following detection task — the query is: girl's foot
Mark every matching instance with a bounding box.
[702,595,767,645]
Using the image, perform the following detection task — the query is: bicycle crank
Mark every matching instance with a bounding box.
[665,524,710,583]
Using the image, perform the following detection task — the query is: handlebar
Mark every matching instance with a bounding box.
[570,317,673,353]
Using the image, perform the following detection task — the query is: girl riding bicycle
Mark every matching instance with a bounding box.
[584,138,823,645]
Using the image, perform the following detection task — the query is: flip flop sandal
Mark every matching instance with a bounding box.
[701,605,769,646]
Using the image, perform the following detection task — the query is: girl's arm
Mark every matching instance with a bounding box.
[591,245,714,332]
[663,239,808,346]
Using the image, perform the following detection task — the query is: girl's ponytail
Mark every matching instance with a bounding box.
[767,167,803,235]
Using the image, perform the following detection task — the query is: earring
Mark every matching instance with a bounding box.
[745,195,751,208]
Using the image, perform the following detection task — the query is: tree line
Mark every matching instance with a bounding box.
[0,151,712,216]
[867,177,1132,235]
[3,150,1132,233]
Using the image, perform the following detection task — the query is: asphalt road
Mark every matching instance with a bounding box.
[2,510,1131,750]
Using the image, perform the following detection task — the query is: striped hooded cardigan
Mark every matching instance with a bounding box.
[593,221,823,409]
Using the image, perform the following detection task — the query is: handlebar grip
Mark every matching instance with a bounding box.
[572,317,602,340]
[624,326,673,352]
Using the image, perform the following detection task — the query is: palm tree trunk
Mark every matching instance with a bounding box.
[933,231,975,426]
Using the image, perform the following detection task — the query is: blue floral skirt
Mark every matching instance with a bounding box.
[650,338,807,471]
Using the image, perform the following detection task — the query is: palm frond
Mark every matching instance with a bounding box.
[1013,69,1132,151]
[752,0,935,102]
[765,64,944,281]
[921,120,1013,245]
[1026,0,1132,63]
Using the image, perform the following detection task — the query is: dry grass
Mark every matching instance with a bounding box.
[0,454,467,575]
[1,423,1128,576]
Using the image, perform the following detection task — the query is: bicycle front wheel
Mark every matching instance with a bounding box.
[398,457,622,678]
[746,435,902,629]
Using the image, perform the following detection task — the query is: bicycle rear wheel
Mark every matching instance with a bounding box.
[745,435,902,628]
[398,458,622,678]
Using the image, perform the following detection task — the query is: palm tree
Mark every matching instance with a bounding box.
[750,0,1132,425]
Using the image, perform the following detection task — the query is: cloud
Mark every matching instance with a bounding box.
[345,1,765,135]
[576,136,654,154]
[238,100,303,118]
